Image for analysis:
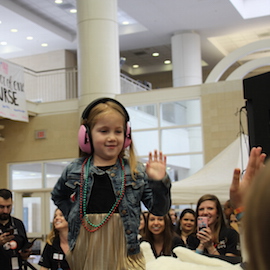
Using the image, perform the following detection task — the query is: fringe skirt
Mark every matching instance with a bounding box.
[66,213,145,270]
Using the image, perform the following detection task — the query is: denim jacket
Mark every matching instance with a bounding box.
[51,156,171,255]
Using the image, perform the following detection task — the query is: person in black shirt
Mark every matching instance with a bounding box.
[175,208,199,250]
[141,212,184,258]
[39,208,70,270]
[0,189,31,270]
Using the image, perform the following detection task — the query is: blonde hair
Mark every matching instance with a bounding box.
[244,160,270,270]
[82,101,138,178]
[46,209,60,245]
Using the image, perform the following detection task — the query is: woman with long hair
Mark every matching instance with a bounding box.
[195,194,241,257]
[138,212,147,239]
[175,208,199,250]
[39,209,70,270]
[141,212,184,258]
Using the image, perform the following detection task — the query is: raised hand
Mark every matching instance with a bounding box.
[146,150,167,180]
[230,146,266,209]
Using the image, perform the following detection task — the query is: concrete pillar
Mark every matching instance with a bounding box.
[171,32,202,87]
[76,0,120,115]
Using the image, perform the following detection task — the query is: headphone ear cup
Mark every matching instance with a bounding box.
[78,125,92,154]
[123,122,131,149]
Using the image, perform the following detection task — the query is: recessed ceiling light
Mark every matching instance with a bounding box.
[10,29,18,33]
[164,60,171,64]
[41,43,48,47]
[152,52,159,57]
[26,36,33,40]
[133,64,139,68]
[70,9,77,13]
[122,21,129,25]
[55,0,63,3]
[0,41,7,45]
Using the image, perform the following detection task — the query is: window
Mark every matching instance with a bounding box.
[9,160,72,190]
[126,99,203,182]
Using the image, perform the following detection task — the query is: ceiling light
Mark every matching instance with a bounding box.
[152,52,159,57]
[41,43,48,47]
[55,0,63,3]
[26,36,33,40]
[70,9,77,13]
[122,21,129,25]
[0,41,7,45]
[10,29,18,33]
[164,60,171,64]
[133,64,139,68]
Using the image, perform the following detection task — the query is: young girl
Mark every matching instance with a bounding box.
[51,97,171,270]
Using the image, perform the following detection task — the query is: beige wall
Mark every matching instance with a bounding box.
[10,50,77,70]
[201,80,247,163]
[0,112,79,187]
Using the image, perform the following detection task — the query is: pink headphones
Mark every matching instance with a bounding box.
[78,97,131,154]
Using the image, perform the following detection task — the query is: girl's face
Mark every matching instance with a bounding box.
[54,209,68,231]
[148,214,165,235]
[91,111,125,166]
[197,200,218,226]
[180,212,195,233]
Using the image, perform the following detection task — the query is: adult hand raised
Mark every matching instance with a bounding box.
[230,146,266,209]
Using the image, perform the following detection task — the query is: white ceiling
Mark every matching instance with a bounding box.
[0,0,270,76]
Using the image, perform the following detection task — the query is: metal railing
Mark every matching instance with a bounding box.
[24,67,151,103]
[24,67,78,103]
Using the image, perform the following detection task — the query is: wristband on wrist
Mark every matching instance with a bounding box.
[234,206,244,221]
[196,248,203,254]
[234,206,244,214]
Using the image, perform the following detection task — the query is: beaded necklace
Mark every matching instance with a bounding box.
[79,157,126,232]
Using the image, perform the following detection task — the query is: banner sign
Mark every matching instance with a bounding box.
[0,58,28,122]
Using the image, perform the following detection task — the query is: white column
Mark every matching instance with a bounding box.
[76,0,120,115]
[171,32,202,87]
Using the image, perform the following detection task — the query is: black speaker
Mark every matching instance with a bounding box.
[243,71,270,158]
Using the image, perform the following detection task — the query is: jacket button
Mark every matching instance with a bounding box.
[126,230,132,235]
[113,166,117,170]
[116,191,120,196]
[111,173,115,177]
[121,210,127,215]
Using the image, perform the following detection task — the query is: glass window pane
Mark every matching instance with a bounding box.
[160,99,201,127]
[126,104,158,129]
[10,163,42,190]
[132,130,159,156]
[23,197,42,233]
[45,161,71,188]
[166,154,204,181]
[161,126,202,154]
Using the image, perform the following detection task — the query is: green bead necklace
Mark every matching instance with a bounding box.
[79,157,126,232]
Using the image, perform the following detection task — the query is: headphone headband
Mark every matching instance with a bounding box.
[78,97,131,154]
[81,97,130,122]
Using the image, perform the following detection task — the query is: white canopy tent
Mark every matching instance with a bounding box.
[171,134,250,205]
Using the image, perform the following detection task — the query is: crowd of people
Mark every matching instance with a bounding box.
[1,97,269,270]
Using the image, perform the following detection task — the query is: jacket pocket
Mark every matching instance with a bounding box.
[65,173,81,190]
[125,175,145,205]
